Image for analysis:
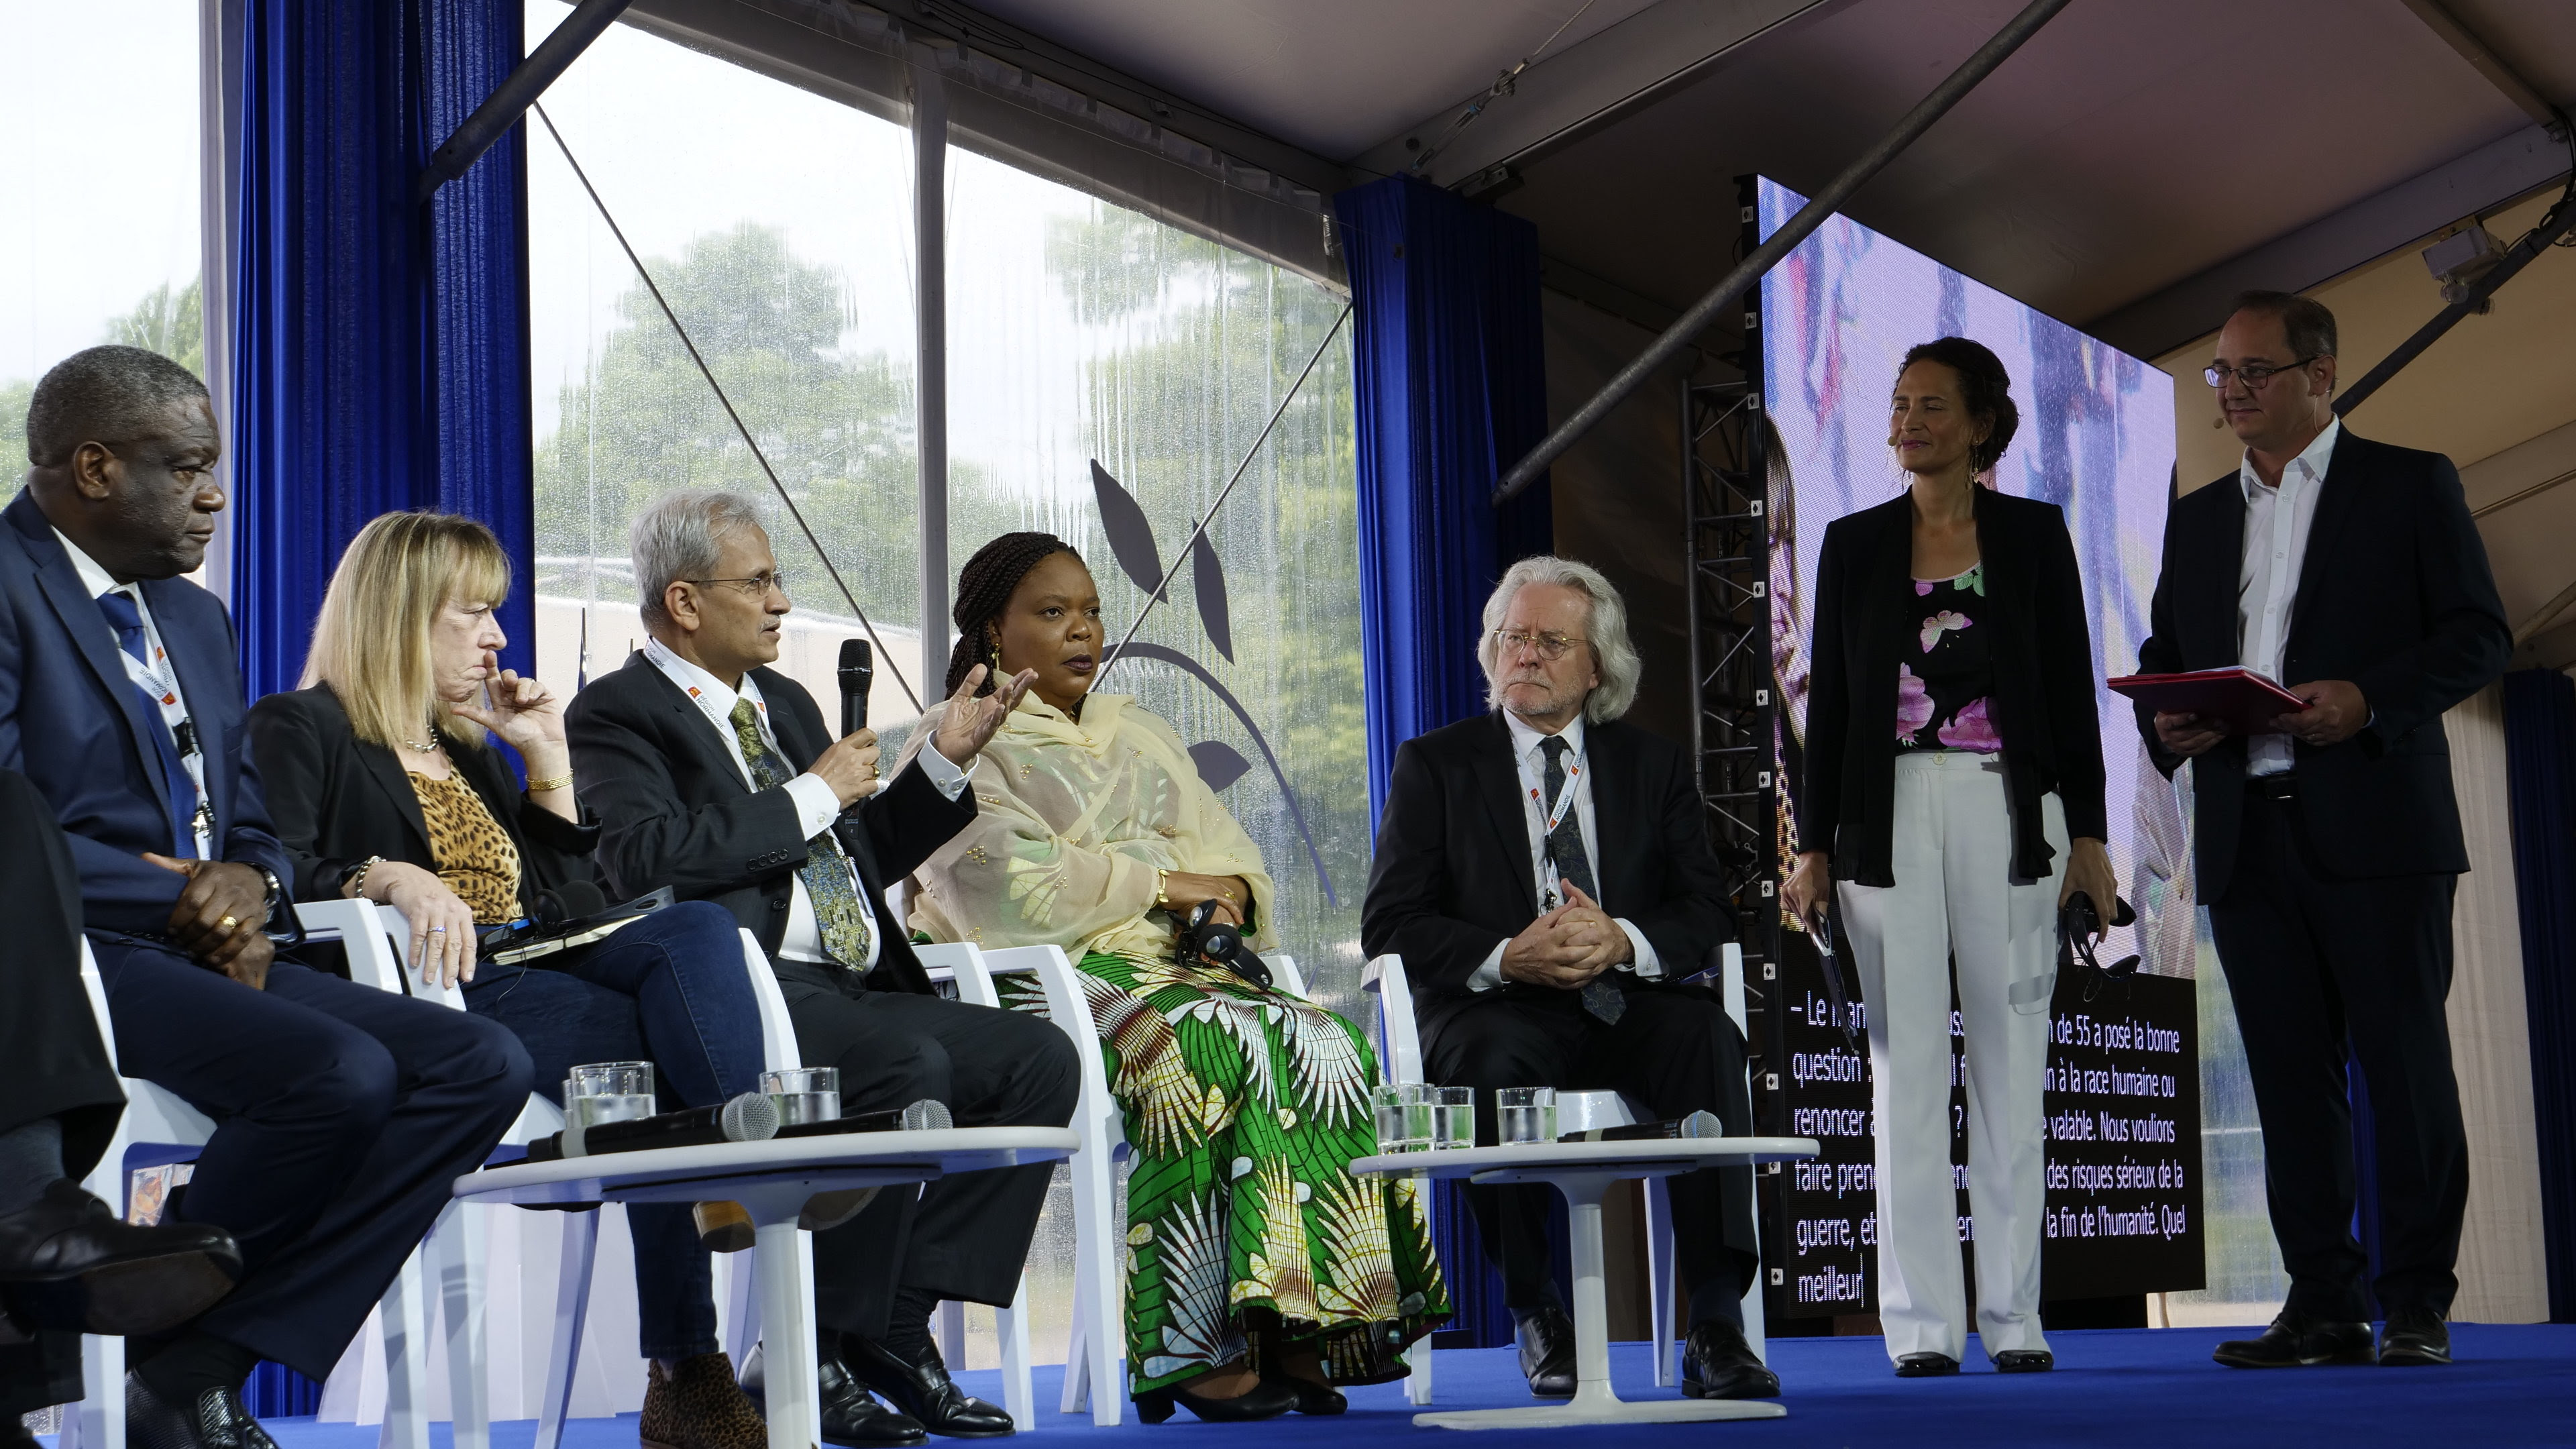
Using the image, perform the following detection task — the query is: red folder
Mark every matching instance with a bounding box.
[2107,668,2309,735]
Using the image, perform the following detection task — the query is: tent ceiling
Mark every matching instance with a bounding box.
[955,0,2575,352]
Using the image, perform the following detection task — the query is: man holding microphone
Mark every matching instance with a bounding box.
[2137,292,2508,1369]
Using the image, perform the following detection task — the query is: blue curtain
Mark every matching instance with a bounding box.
[230,0,533,702]
[2504,667,2576,1322]
[1335,174,1554,1348]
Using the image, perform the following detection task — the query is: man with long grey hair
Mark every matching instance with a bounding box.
[1362,556,1772,1402]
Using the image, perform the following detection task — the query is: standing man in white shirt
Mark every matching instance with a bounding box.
[1361,557,1773,1402]
[568,490,1076,1444]
[2137,292,2509,1371]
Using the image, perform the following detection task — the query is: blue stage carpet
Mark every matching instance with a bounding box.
[221,1325,2576,1448]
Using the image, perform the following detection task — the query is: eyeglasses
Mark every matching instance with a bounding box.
[1493,629,1582,661]
[2203,357,2316,390]
[687,570,792,596]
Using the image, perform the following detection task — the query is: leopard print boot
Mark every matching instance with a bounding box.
[639,1352,769,1449]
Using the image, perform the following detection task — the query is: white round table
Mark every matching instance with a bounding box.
[455,1127,1079,1449]
[1353,1136,1820,1431]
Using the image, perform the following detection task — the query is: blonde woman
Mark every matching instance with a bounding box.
[246,513,782,1449]
[896,533,1448,1426]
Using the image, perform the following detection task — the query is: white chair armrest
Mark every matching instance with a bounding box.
[915,941,1002,1008]
[1268,952,1307,998]
[741,930,802,1071]
[1361,954,1426,1085]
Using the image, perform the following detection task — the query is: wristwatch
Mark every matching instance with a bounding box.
[258,865,307,946]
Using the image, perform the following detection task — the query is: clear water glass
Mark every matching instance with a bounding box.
[761,1067,841,1126]
[1432,1087,1477,1150]
[1373,1083,1433,1153]
[566,1061,655,1131]
[1497,1087,1558,1145]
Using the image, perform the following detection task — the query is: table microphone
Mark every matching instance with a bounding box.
[839,639,873,737]
[775,1097,952,1139]
[529,1091,780,1161]
[1558,1110,1726,1144]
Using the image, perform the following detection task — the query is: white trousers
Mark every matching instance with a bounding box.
[1837,751,2063,1362]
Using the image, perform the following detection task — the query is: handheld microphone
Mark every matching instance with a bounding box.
[839,639,873,737]
[530,1091,780,1162]
[1560,1110,1725,1144]
[775,1097,952,1139]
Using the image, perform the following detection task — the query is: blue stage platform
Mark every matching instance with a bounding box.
[163,1325,2576,1448]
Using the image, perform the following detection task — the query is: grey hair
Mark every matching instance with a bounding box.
[631,490,765,628]
[1478,555,1642,723]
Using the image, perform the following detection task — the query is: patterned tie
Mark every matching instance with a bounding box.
[729,698,873,969]
[1540,735,1623,1026]
[97,589,199,857]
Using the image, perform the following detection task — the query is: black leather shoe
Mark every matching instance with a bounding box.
[844,1336,1013,1438]
[1280,1375,1346,1415]
[1134,1375,1299,1425]
[1894,1352,1959,1377]
[1994,1350,2053,1373]
[2212,1313,2375,1368]
[1681,1322,1780,1399]
[2379,1307,2453,1366]
[127,1375,277,1449]
[740,1340,927,1448]
[0,1181,240,1336]
[1514,1307,1577,1398]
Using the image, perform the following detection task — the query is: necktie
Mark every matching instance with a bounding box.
[730,698,873,969]
[96,589,199,858]
[1540,735,1623,1026]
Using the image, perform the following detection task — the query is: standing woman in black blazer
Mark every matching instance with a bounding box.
[1780,338,2115,1379]
[246,513,782,1449]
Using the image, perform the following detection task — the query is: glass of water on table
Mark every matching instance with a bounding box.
[566,1061,655,1130]
[762,1067,841,1126]
[1497,1087,1558,1144]
[1373,1083,1432,1153]
[1432,1087,1476,1150]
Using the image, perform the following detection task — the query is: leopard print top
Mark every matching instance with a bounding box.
[409,771,523,925]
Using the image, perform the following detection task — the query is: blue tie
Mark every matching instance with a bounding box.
[95,590,199,857]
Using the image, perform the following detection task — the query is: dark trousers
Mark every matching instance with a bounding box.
[0,769,122,1415]
[94,940,531,1378]
[463,901,763,1360]
[2208,790,2467,1318]
[1422,983,1758,1328]
[773,961,1081,1339]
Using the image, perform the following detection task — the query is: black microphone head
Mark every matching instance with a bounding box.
[839,638,872,676]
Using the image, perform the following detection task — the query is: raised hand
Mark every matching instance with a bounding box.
[451,652,568,758]
[933,663,1039,765]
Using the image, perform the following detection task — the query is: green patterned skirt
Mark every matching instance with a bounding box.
[1002,951,1448,1396]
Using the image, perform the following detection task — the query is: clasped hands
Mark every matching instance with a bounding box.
[142,853,274,990]
[2154,678,2367,758]
[1500,880,1631,989]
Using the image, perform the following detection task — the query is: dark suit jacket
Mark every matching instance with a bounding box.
[1360,712,1732,1036]
[2135,428,2509,900]
[0,492,291,938]
[248,684,604,916]
[564,651,971,995]
[1799,486,2107,889]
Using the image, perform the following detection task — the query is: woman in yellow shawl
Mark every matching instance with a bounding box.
[896,533,1446,1424]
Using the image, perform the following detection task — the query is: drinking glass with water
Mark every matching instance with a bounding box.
[1372,1083,1433,1152]
[761,1067,841,1126]
[1432,1087,1476,1150]
[1497,1087,1558,1144]
[566,1061,655,1131]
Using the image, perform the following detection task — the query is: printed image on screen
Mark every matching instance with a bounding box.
[1754,177,2203,1314]
[1758,176,2184,971]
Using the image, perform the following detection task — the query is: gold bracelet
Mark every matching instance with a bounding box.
[1156,868,1172,910]
[528,772,574,792]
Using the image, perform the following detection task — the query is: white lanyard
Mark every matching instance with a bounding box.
[1531,743,1585,908]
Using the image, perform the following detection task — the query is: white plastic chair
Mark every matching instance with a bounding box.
[967,943,1309,1428]
[909,943,1034,1430]
[1359,946,1764,1401]
[65,941,219,1449]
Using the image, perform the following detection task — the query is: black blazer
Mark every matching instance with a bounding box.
[1360,712,1733,1036]
[564,651,972,996]
[2135,428,2508,900]
[247,684,603,915]
[1799,487,2107,888]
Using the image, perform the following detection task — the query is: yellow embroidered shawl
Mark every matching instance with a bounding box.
[896,692,1277,962]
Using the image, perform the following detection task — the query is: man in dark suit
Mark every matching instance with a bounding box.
[2139,292,2508,1371]
[1361,556,1772,1401]
[0,767,244,1432]
[567,491,1077,1444]
[0,347,529,1448]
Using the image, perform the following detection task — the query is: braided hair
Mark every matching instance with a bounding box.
[947,531,1081,696]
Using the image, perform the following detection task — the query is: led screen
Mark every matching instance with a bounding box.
[1755,177,2201,1313]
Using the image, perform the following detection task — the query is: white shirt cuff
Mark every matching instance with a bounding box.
[1615,919,1661,978]
[1467,941,1507,993]
[913,737,975,800]
[784,773,843,840]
